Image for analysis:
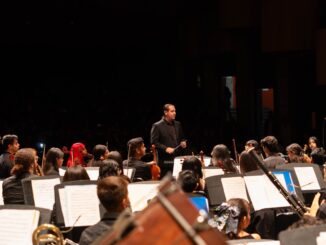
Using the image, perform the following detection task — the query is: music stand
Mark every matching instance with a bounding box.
[22,175,61,208]
[123,167,136,181]
[204,173,246,207]
[0,204,52,225]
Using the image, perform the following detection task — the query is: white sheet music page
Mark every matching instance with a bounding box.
[31,178,61,209]
[123,168,134,179]
[0,180,3,205]
[172,157,183,178]
[128,183,159,212]
[84,167,99,180]
[59,168,66,176]
[59,188,68,225]
[64,184,100,227]
[294,167,320,190]
[0,209,39,245]
[221,177,249,201]
[244,175,289,211]
[204,168,224,178]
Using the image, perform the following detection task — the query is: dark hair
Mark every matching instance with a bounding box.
[177,170,198,192]
[11,148,35,176]
[286,143,305,163]
[43,147,64,174]
[239,150,258,173]
[308,136,319,146]
[163,103,175,113]
[127,137,144,157]
[287,215,325,230]
[211,144,238,173]
[108,151,123,172]
[93,144,108,161]
[63,165,90,182]
[98,159,120,180]
[260,136,279,153]
[97,176,129,212]
[2,134,18,150]
[181,156,203,179]
[211,144,230,160]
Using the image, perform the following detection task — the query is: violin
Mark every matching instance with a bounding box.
[151,144,161,180]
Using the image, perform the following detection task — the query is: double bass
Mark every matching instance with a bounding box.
[150,144,161,180]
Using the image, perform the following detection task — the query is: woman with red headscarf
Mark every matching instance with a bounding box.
[66,142,88,167]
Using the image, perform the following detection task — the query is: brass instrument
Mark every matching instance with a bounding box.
[32,224,79,245]
[32,223,64,245]
[248,148,307,217]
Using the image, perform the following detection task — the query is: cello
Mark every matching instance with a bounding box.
[151,144,161,180]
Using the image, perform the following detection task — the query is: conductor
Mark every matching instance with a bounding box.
[150,103,187,178]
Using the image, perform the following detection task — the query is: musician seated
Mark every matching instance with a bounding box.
[180,156,205,190]
[79,176,130,245]
[122,137,154,181]
[210,144,239,174]
[177,170,206,197]
[260,136,286,170]
[211,198,261,240]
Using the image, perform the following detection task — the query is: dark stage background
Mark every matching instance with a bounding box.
[1,0,326,158]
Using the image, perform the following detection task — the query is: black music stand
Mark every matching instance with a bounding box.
[204,173,245,207]
[278,223,326,245]
[0,204,52,225]
[275,163,326,206]
[22,175,61,206]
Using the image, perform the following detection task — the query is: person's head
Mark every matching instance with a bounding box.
[308,136,319,151]
[286,143,304,163]
[11,148,35,176]
[2,134,19,154]
[98,159,121,180]
[127,137,146,159]
[97,176,130,212]
[93,144,109,161]
[163,103,176,122]
[44,147,64,174]
[181,156,203,179]
[177,170,199,193]
[239,150,258,173]
[211,144,237,173]
[245,140,260,154]
[108,150,123,172]
[67,142,87,167]
[214,198,251,239]
[63,165,90,182]
[260,136,279,155]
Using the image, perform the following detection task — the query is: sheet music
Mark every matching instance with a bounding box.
[31,178,61,209]
[128,183,159,212]
[123,168,134,179]
[84,167,99,180]
[64,185,100,227]
[0,180,3,205]
[244,175,290,211]
[59,188,68,225]
[294,167,320,190]
[59,168,66,176]
[0,209,40,245]
[204,168,224,178]
[172,157,184,177]
[247,241,280,245]
[273,173,288,191]
[221,177,249,201]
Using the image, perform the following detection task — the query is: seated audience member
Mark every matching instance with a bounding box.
[66,142,88,167]
[181,156,205,190]
[211,198,261,240]
[0,134,20,179]
[98,159,121,180]
[43,147,65,176]
[2,148,37,204]
[211,144,239,174]
[123,137,154,181]
[239,150,258,174]
[286,143,311,163]
[87,144,109,167]
[260,136,286,170]
[79,176,130,245]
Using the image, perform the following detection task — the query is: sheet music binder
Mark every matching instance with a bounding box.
[123,167,136,181]
[0,204,51,225]
[54,180,105,227]
[204,173,245,207]
[22,175,61,206]
[275,163,326,192]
